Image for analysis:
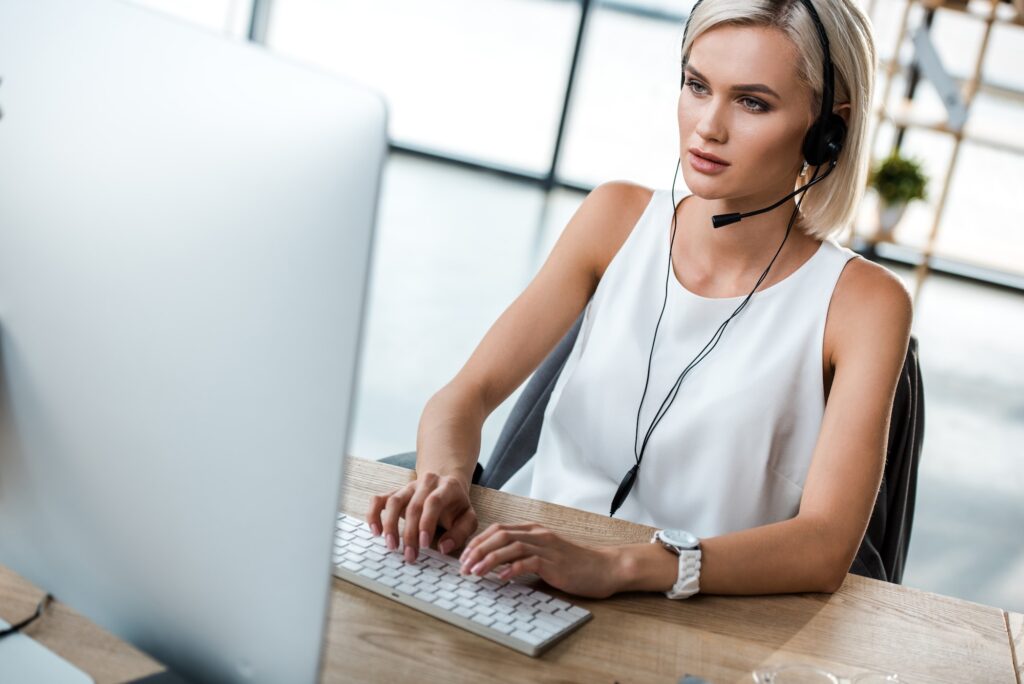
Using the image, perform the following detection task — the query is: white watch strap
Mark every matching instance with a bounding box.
[666,549,701,600]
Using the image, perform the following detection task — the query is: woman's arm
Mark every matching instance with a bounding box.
[369,181,656,557]
[462,257,914,596]
[413,181,654,487]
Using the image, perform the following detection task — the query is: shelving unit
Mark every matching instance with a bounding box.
[857,0,1024,299]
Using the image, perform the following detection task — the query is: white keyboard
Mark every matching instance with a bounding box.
[332,512,592,656]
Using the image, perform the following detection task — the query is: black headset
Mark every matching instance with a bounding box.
[611,0,847,517]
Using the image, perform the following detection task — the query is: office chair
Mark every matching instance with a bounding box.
[383,311,924,585]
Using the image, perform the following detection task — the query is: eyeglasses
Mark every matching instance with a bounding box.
[752,665,901,684]
[0,593,53,641]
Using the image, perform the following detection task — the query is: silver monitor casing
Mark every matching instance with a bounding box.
[0,0,387,681]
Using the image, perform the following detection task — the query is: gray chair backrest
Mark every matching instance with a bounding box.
[479,311,924,584]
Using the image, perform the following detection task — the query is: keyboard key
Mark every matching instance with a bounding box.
[548,598,570,611]
[379,576,400,588]
[551,609,576,624]
[341,561,361,572]
[453,606,475,619]
[492,622,515,635]
[358,568,382,580]
[435,598,455,611]
[396,582,418,595]
[512,630,544,646]
[533,625,558,640]
[566,606,590,619]
[492,612,513,624]
[415,591,438,602]
[471,613,495,627]
[532,614,566,632]
[512,619,534,632]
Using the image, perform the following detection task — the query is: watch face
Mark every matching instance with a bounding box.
[662,529,699,549]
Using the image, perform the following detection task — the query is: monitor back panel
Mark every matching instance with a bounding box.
[0,1,387,681]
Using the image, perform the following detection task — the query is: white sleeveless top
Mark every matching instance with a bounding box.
[499,188,859,538]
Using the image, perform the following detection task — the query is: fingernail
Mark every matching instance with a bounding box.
[459,548,469,562]
[439,539,455,555]
[419,531,430,549]
[386,534,397,551]
[369,523,380,536]
[470,561,485,575]
[498,568,511,580]
[405,546,416,563]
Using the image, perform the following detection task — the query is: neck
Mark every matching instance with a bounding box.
[677,182,815,277]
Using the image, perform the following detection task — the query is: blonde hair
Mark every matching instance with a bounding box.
[681,0,877,239]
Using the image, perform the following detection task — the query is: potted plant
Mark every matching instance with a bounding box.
[867,152,928,243]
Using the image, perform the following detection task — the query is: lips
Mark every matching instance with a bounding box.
[689,148,729,165]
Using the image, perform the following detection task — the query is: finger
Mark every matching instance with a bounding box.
[417,479,463,553]
[402,474,439,561]
[460,528,538,571]
[496,554,545,581]
[436,507,478,556]
[465,540,544,578]
[380,485,414,551]
[460,523,535,563]
[365,490,397,537]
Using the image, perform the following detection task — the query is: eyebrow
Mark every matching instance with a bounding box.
[684,65,781,100]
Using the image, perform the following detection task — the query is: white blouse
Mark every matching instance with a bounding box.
[500,188,859,538]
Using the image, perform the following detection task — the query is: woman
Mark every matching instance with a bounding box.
[366,0,912,599]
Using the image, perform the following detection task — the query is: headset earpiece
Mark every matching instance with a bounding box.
[802,113,846,167]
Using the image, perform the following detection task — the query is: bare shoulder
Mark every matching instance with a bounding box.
[827,256,914,364]
[568,180,655,280]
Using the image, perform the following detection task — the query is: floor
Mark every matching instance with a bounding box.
[350,151,1024,613]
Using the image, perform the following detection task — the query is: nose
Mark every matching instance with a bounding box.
[693,98,727,144]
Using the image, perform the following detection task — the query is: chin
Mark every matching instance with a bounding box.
[680,168,729,200]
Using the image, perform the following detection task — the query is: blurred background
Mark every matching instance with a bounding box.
[125,0,1022,611]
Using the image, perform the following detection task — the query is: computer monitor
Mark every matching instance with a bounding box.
[0,0,387,681]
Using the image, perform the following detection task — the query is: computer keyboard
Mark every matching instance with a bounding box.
[332,512,592,656]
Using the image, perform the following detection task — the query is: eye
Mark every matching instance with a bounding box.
[740,97,770,113]
[684,79,708,95]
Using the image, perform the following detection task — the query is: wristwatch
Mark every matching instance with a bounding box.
[650,529,702,599]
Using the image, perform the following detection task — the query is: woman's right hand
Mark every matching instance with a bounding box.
[366,471,479,563]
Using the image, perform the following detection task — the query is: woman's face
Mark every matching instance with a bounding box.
[678,24,815,203]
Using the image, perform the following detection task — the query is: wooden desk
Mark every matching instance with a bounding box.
[1008,611,1023,682]
[0,565,162,683]
[1,456,1018,683]
[327,458,1019,683]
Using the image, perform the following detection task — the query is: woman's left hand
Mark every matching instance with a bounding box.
[458,522,622,599]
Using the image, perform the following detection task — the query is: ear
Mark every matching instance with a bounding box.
[833,102,852,128]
